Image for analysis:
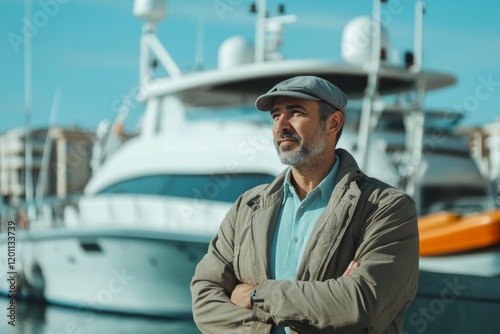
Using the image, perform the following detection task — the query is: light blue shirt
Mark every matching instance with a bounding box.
[270,156,340,334]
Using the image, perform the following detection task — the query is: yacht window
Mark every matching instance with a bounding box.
[186,105,272,124]
[98,173,275,202]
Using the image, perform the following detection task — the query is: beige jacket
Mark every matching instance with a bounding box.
[191,149,419,333]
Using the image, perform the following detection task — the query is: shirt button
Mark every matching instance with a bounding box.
[293,236,299,243]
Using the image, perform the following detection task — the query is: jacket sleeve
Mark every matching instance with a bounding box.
[190,195,271,334]
[254,191,419,333]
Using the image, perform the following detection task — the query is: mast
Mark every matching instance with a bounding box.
[403,0,426,212]
[357,0,383,170]
[413,0,424,73]
[252,1,296,62]
[134,0,180,89]
[254,0,267,63]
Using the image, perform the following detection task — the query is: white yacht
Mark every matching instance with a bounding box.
[1,0,496,318]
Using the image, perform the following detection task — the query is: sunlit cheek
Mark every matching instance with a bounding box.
[272,130,279,145]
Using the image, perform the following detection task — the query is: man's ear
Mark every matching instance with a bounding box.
[326,111,344,138]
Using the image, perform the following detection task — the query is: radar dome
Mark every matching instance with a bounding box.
[341,16,390,66]
[133,0,166,22]
[218,36,255,69]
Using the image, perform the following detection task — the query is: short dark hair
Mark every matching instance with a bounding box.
[318,100,344,142]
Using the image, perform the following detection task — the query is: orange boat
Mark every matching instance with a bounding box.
[419,209,500,256]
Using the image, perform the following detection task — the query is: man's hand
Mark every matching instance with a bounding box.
[231,283,256,309]
[342,260,359,276]
[230,261,358,309]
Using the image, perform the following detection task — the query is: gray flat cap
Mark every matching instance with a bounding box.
[255,76,348,113]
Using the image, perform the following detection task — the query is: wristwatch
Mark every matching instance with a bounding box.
[250,289,257,307]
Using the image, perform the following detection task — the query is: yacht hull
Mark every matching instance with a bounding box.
[0,228,210,318]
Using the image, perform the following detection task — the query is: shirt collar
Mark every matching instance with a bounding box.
[317,154,340,200]
[282,154,341,201]
[282,168,294,200]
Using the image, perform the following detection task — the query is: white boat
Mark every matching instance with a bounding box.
[0,0,497,319]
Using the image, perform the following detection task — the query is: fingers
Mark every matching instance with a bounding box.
[230,283,257,309]
[342,260,359,277]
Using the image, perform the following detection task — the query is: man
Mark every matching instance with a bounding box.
[191,76,419,333]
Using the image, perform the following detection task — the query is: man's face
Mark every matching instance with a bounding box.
[271,96,327,167]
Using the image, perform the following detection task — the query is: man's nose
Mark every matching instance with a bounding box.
[275,114,291,131]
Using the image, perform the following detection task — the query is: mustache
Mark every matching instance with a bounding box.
[277,131,301,142]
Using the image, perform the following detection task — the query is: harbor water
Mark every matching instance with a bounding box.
[3,271,500,333]
[0,297,200,334]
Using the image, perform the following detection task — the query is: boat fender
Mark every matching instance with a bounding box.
[22,261,45,297]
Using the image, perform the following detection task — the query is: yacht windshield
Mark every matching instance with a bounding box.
[186,105,272,124]
[98,173,276,203]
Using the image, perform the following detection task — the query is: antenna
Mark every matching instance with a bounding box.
[36,88,61,203]
[24,0,34,216]
[254,0,267,63]
[413,0,425,73]
[195,16,205,71]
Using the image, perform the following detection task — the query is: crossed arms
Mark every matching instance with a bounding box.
[191,192,419,333]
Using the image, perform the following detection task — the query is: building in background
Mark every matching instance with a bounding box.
[460,118,500,206]
[0,127,94,206]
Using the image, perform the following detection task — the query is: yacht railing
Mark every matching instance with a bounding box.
[0,193,225,236]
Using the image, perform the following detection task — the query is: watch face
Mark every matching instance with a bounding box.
[250,289,256,306]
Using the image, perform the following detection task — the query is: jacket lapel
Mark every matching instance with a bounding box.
[297,149,364,280]
[249,170,287,281]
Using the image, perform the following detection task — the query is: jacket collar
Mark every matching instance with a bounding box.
[334,148,364,187]
[246,148,366,280]
[258,148,364,201]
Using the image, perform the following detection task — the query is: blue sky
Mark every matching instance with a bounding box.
[1,0,499,134]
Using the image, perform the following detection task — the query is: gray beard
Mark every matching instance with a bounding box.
[276,129,327,167]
